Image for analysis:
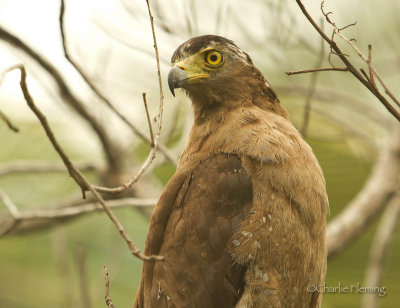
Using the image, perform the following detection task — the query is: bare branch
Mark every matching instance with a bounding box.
[0,109,19,132]
[300,19,325,137]
[0,26,122,170]
[293,0,400,122]
[0,196,156,235]
[90,0,167,195]
[58,0,177,165]
[362,191,400,308]
[75,246,92,308]
[0,63,162,261]
[275,85,388,126]
[7,197,156,221]
[92,20,171,66]
[0,187,21,235]
[0,161,99,176]
[104,265,115,308]
[335,30,400,109]
[142,93,154,147]
[327,122,400,259]
[0,187,20,219]
[367,44,377,89]
[286,67,348,75]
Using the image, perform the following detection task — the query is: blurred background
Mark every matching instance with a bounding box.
[0,0,399,307]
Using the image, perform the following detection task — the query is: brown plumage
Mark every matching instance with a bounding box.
[134,35,328,308]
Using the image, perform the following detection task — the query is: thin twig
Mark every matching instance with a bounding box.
[104,265,115,308]
[0,109,19,132]
[336,30,400,109]
[3,197,157,221]
[142,93,154,147]
[1,63,163,261]
[0,25,121,170]
[286,67,348,75]
[59,0,177,165]
[362,191,400,308]
[92,20,170,66]
[0,196,156,236]
[300,18,325,137]
[294,0,400,122]
[0,68,20,132]
[367,44,377,88]
[91,0,166,194]
[0,161,99,176]
[0,187,20,219]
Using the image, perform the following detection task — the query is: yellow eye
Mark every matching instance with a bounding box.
[205,51,223,66]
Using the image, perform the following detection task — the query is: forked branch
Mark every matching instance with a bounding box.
[58,0,177,165]
[290,0,400,122]
[0,63,162,261]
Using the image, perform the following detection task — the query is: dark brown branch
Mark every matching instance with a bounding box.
[0,25,121,170]
[1,63,162,261]
[294,0,400,122]
[286,67,348,75]
[104,265,115,308]
[58,0,177,165]
[367,44,377,89]
[0,108,19,132]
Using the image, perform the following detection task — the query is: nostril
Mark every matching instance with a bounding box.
[177,65,185,71]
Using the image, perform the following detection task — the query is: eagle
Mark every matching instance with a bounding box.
[134,35,328,308]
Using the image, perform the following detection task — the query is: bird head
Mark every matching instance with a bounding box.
[168,35,255,100]
[168,35,287,118]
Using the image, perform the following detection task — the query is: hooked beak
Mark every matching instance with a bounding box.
[168,65,187,97]
[167,64,210,97]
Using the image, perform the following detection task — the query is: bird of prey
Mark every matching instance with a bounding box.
[134,35,328,308]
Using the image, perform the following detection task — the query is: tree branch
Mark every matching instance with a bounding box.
[0,187,21,235]
[0,195,156,235]
[74,246,92,308]
[0,160,99,176]
[362,191,400,308]
[1,197,156,227]
[0,63,162,261]
[58,0,177,165]
[90,0,167,195]
[293,0,400,122]
[0,25,121,170]
[104,265,115,308]
[300,19,325,137]
[0,108,19,132]
[286,67,348,75]
[327,122,400,259]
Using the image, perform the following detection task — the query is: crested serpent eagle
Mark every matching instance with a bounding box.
[134,35,328,308]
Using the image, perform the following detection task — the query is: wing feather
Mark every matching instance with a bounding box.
[134,153,253,308]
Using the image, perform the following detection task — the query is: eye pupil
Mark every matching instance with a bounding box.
[210,54,218,62]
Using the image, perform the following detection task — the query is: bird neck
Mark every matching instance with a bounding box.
[188,66,288,124]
